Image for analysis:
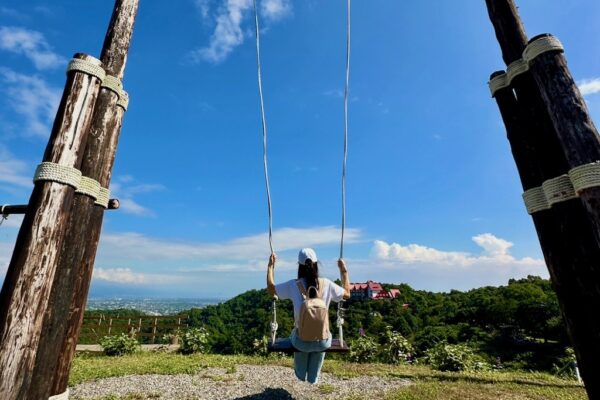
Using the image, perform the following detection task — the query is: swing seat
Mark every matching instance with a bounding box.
[267,338,349,354]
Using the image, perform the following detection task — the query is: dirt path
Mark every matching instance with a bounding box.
[70,364,411,399]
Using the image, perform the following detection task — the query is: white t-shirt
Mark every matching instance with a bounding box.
[275,278,345,328]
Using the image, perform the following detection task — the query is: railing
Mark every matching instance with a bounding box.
[78,314,188,344]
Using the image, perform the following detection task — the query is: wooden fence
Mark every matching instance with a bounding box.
[78,315,188,344]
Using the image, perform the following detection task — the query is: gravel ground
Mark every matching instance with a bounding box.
[70,364,411,400]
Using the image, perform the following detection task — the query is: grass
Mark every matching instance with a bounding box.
[70,352,587,400]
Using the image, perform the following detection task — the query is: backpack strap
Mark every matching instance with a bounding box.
[317,278,325,299]
[297,279,324,299]
[296,280,308,299]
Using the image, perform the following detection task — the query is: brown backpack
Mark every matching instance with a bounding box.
[296,278,330,341]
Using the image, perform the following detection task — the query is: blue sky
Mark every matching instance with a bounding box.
[1,1,599,299]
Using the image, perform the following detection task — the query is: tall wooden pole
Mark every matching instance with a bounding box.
[486,1,600,398]
[26,1,140,398]
[0,54,103,399]
[526,33,600,242]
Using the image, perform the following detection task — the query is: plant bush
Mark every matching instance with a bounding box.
[349,335,379,363]
[381,326,414,364]
[180,327,209,354]
[552,347,579,380]
[252,335,270,357]
[99,333,139,356]
[425,342,488,372]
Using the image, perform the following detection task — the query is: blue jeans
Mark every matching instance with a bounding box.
[282,329,331,384]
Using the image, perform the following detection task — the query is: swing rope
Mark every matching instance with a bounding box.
[253,0,274,255]
[340,0,351,259]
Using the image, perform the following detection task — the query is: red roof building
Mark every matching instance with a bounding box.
[350,281,399,300]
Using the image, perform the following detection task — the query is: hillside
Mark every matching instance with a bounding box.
[182,275,569,372]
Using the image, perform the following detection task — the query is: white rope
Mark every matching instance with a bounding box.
[523,187,550,215]
[117,89,129,111]
[67,58,105,82]
[336,301,345,346]
[340,0,351,259]
[101,75,123,97]
[253,0,274,255]
[489,35,564,97]
[34,162,82,189]
[542,174,576,206]
[569,161,600,194]
[505,59,528,83]
[270,295,278,343]
[522,161,600,214]
[33,162,110,203]
[49,388,69,400]
[523,35,564,64]
[75,176,101,200]
[95,187,110,209]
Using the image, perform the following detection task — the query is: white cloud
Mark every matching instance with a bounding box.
[99,225,360,263]
[195,0,211,19]
[472,233,513,258]
[372,233,541,268]
[0,68,61,137]
[0,26,66,70]
[578,78,600,97]
[192,0,252,64]
[261,0,291,21]
[93,267,182,286]
[94,267,147,284]
[109,176,165,217]
[190,0,292,64]
[0,146,33,190]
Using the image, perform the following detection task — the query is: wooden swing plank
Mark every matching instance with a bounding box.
[267,338,349,354]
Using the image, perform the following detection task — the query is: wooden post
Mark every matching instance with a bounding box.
[26,1,140,398]
[152,317,158,344]
[0,53,103,399]
[486,1,600,398]
[525,33,600,241]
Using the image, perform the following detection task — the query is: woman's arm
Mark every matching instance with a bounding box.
[266,253,276,296]
[338,258,351,299]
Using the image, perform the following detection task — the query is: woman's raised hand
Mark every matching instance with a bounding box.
[338,258,347,272]
[268,253,277,268]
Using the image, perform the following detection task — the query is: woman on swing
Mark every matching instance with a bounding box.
[266,248,351,384]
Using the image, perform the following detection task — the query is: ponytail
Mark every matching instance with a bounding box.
[297,259,319,298]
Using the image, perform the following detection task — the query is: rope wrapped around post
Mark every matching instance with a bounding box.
[521,161,600,214]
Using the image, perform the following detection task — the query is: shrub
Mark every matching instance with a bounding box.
[99,333,139,356]
[180,327,209,354]
[252,335,270,357]
[552,347,579,380]
[381,326,414,364]
[425,342,488,372]
[349,335,379,363]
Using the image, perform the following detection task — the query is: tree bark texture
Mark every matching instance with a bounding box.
[0,53,103,400]
[26,1,140,398]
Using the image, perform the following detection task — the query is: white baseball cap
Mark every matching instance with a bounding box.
[298,248,318,265]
